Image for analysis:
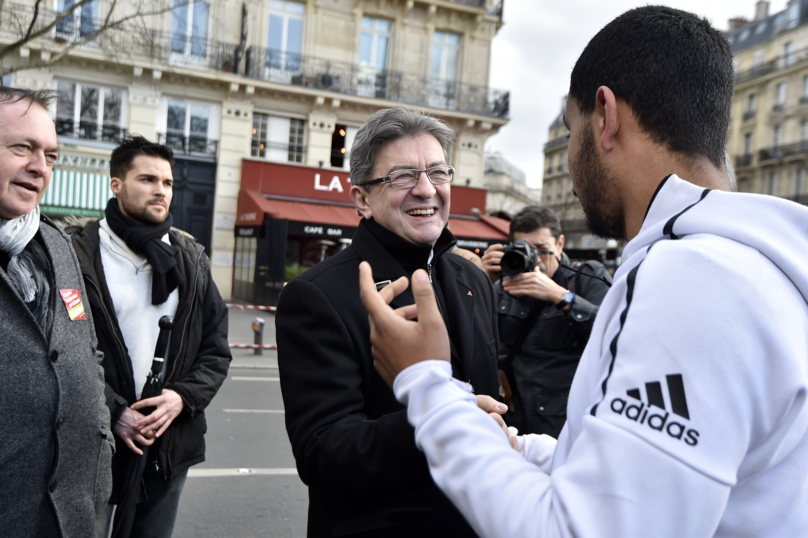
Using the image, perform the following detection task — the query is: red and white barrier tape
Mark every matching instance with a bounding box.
[229,343,278,349]
[226,304,277,312]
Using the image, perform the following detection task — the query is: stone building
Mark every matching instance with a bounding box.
[727,0,808,206]
[1,0,510,301]
[483,151,538,217]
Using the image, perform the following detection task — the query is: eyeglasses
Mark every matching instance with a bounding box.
[362,165,455,190]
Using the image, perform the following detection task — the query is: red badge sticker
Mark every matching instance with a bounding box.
[60,289,87,321]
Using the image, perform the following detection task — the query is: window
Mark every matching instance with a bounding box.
[171,0,208,58]
[766,172,778,196]
[747,93,757,112]
[432,31,460,82]
[802,120,808,142]
[774,125,783,147]
[739,178,749,193]
[753,50,764,67]
[803,76,808,99]
[776,83,786,107]
[54,80,124,142]
[251,113,305,163]
[784,42,793,66]
[744,132,753,155]
[356,17,392,97]
[56,0,98,39]
[161,98,218,155]
[794,169,806,197]
[267,0,304,70]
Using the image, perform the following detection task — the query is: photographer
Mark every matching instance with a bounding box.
[483,206,611,437]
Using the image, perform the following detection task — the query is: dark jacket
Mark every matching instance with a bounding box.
[276,218,500,538]
[0,217,112,538]
[498,253,612,437]
[70,219,231,502]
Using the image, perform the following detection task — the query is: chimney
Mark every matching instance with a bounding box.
[755,0,770,21]
[729,17,749,31]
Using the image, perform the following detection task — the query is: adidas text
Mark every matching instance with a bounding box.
[610,398,700,446]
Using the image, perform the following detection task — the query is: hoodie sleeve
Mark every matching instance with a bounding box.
[393,237,808,538]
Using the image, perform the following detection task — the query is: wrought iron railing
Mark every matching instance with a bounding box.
[543,136,568,151]
[244,47,509,118]
[157,132,218,157]
[55,117,126,142]
[759,141,808,161]
[735,46,808,85]
[1,2,509,117]
[788,193,808,206]
[736,154,753,168]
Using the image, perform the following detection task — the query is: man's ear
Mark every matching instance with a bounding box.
[110,176,122,196]
[557,234,565,253]
[349,185,373,219]
[595,86,619,152]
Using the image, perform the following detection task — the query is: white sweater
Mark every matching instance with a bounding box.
[394,175,808,538]
[99,219,179,398]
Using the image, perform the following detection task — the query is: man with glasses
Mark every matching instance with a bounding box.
[276,107,500,537]
[482,206,611,438]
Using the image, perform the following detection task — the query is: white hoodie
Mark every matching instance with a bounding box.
[394,175,808,538]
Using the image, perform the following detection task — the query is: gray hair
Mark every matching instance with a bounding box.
[0,86,57,111]
[349,107,455,191]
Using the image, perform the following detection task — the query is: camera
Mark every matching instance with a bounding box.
[500,239,538,277]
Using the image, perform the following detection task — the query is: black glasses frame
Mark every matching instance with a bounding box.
[361,165,455,189]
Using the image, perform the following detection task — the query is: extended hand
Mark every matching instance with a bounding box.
[114,407,156,455]
[358,261,450,387]
[502,266,566,304]
[131,389,184,439]
[476,395,517,450]
[481,243,504,283]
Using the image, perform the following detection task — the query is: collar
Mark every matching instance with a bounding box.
[362,217,457,277]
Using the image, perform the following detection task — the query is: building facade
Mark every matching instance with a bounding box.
[727,0,808,206]
[1,0,509,300]
[482,151,539,217]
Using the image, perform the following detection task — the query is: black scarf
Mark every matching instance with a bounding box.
[104,198,183,305]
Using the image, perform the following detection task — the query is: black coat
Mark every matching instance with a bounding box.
[70,220,231,502]
[498,254,612,437]
[276,218,499,538]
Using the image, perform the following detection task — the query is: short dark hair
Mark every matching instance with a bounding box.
[510,206,562,241]
[350,107,455,192]
[568,6,733,168]
[0,86,57,111]
[110,135,174,180]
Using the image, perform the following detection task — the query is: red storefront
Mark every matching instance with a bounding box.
[233,159,509,305]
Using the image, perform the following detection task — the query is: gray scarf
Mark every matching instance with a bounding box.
[0,208,51,327]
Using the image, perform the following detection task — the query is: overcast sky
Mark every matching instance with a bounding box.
[486,0,789,189]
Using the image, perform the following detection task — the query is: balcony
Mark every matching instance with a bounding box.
[735,45,808,85]
[158,133,218,159]
[55,118,126,143]
[788,194,808,206]
[446,0,504,18]
[543,136,568,151]
[743,110,756,122]
[244,47,510,118]
[758,141,808,161]
[736,154,753,168]
[1,2,509,118]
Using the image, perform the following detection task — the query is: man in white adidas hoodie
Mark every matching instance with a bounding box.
[358,6,808,538]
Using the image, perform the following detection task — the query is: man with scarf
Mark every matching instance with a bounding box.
[0,87,112,537]
[70,136,231,538]
[276,107,501,537]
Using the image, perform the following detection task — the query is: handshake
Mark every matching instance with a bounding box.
[358,262,518,449]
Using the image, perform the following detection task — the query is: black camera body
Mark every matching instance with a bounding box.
[501,239,538,277]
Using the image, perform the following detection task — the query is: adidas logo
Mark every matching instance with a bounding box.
[609,374,700,447]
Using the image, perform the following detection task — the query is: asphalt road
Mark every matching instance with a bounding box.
[173,308,309,538]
